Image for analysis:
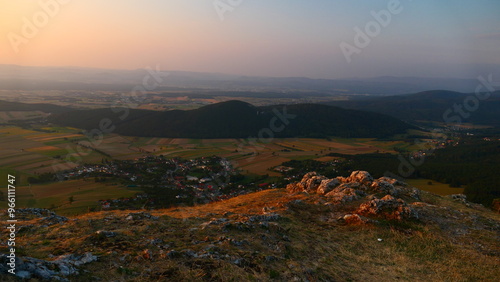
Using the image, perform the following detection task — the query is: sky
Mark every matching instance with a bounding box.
[1,0,499,79]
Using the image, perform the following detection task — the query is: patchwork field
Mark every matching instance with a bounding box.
[1,125,421,213]
[1,125,417,178]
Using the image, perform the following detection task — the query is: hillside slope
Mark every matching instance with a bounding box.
[49,100,415,138]
[0,100,71,113]
[1,171,499,281]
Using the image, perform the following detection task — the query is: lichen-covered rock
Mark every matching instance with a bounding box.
[325,184,366,203]
[377,176,407,186]
[16,208,56,218]
[0,252,97,280]
[342,214,371,225]
[287,171,422,221]
[347,171,373,184]
[125,212,159,220]
[39,214,68,226]
[317,178,340,195]
[408,187,421,200]
[304,176,328,193]
[450,194,467,202]
[370,179,399,196]
[286,172,327,193]
[356,195,418,220]
[248,213,282,222]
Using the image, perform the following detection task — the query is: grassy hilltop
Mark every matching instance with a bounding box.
[1,173,499,281]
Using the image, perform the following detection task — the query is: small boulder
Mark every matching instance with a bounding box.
[342,214,370,225]
[450,194,467,202]
[125,212,159,220]
[95,230,117,238]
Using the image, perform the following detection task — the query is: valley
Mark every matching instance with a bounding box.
[2,2,500,280]
[1,119,473,217]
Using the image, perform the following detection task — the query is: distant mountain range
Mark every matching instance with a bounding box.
[326,90,500,127]
[0,64,483,95]
[49,101,414,139]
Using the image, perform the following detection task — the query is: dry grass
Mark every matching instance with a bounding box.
[2,188,499,281]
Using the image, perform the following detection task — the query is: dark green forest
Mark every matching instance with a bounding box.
[327,90,500,126]
[284,140,500,207]
[0,99,70,113]
[49,100,414,139]
[413,140,500,207]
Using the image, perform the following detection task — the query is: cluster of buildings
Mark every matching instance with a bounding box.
[58,156,263,209]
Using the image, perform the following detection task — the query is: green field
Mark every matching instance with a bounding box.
[406,179,464,196]
[0,180,141,216]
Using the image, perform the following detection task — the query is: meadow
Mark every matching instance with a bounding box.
[0,179,140,216]
[406,179,464,196]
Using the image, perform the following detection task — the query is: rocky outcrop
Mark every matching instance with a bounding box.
[342,214,371,225]
[0,252,97,280]
[125,212,159,220]
[288,171,375,195]
[317,178,339,194]
[39,214,69,226]
[356,195,418,220]
[447,194,484,209]
[286,172,327,193]
[11,208,69,226]
[325,184,366,203]
[346,170,373,184]
[287,171,418,222]
[370,179,398,196]
[16,208,56,218]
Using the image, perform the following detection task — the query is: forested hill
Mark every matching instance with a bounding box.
[0,99,71,113]
[327,90,500,126]
[49,100,415,138]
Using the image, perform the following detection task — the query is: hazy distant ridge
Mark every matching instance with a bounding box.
[0,65,481,94]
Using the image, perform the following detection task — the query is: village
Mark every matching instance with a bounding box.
[56,155,270,210]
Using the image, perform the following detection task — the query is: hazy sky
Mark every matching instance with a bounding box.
[1,0,499,79]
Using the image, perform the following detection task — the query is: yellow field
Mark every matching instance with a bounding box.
[26,146,62,152]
